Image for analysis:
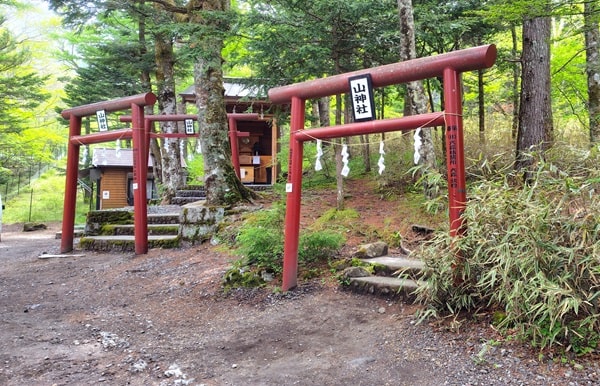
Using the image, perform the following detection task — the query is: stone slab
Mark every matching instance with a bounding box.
[82,235,178,241]
[348,276,424,297]
[361,256,425,271]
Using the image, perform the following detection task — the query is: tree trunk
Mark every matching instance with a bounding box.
[317,97,332,177]
[154,33,185,203]
[515,14,553,177]
[361,134,371,173]
[397,0,437,195]
[190,0,255,205]
[585,0,600,144]
[511,24,520,140]
[335,94,344,210]
[477,69,486,147]
[137,9,163,188]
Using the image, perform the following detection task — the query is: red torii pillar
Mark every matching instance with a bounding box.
[60,93,157,254]
[268,45,497,291]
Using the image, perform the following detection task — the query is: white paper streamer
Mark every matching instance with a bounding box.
[115,139,121,158]
[377,140,385,175]
[413,128,422,164]
[341,144,350,177]
[81,146,88,165]
[315,139,323,171]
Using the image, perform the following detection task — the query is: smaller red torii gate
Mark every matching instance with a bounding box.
[61,93,156,255]
[268,44,497,291]
[61,94,260,255]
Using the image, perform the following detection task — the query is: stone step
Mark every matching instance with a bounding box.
[360,255,428,279]
[147,213,180,224]
[244,184,274,192]
[176,189,206,198]
[171,196,205,206]
[79,235,180,252]
[342,250,430,297]
[55,225,86,240]
[348,276,425,297]
[103,223,179,236]
[183,184,204,191]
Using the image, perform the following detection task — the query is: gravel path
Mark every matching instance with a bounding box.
[0,224,599,385]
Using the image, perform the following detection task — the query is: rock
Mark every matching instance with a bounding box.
[164,364,184,378]
[130,359,147,373]
[341,266,371,278]
[412,224,435,235]
[23,222,47,232]
[353,241,388,258]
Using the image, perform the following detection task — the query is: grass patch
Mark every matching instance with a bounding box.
[2,168,89,225]
[222,199,346,289]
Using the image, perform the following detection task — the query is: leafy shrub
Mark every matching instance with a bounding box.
[299,231,345,263]
[237,225,284,273]
[416,154,600,354]
[235,206,285,273]
[226,198,345,286]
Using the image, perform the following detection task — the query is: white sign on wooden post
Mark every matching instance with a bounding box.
[184,119,195,135]
[349,74,376,122]
[96,110,108,131]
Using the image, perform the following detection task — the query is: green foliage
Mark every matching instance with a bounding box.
[299,231,345,263]
[186,154,205,184]
[0,12,54,171]
[0,16,49,132]
[223,194,345,288]
[237,219,285,273]
[235,0,400,84]
[416,149,600,353]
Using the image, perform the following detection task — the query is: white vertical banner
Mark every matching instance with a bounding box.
[341,144,350,177]
[414,128,422,164]
[315,139,323,171]
[378,140,385,175]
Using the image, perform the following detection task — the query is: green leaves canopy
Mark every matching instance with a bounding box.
[0,15,49,133]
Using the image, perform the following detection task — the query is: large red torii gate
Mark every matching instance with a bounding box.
[268,44,497,291]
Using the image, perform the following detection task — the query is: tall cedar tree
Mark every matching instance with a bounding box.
[585,0,600,144]
[188,0,256,205]
[515,12,553,177]
[397,0,437,197]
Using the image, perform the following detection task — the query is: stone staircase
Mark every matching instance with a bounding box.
[77,199,226,252]
[79,208,182,252]
[171,185,206,205]
[170,184,273,206]
[343,242,429,298]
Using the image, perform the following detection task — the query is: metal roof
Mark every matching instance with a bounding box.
[180,78,268,99]
[91,148,153,168]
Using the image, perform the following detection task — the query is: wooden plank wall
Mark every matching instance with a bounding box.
[100,169,128,209]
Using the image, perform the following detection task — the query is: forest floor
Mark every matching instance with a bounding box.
[1,179,600,385]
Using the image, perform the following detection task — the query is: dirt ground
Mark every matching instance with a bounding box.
[1,182,599,385]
